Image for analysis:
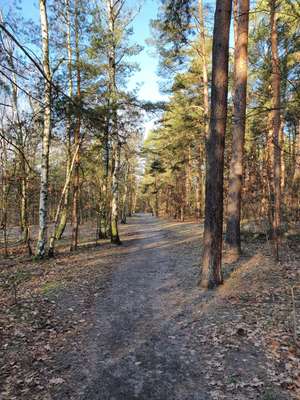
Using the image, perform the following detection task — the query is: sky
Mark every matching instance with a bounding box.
[0,0,168,135]
[126,0,166,102]
[0,0,165,103]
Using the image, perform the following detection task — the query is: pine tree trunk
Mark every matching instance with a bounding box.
[292,121,300,186]
[200,0,232,289]
[196,172,202,219]
[292,120,300,219]
[198,0,209,218]
[121,165,129,224]
[185,147,192,217]
[107,0,122,244]
[154,175,159,218]
[36,0,52,258]
[198,0,209,137]
[280,121,285,202]
[225,0,249,257]
[270,0,281,260]
[70,0,81,252]
[111,143,121,244]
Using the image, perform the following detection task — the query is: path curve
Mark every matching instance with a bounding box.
[59,214,206,400]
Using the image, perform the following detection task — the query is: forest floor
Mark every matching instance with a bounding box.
[0,214,299,400]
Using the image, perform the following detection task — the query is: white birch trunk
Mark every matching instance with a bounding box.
[36,0,52,258]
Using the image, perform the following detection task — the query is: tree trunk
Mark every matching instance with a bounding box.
[198,0,209,218]
[154,176,159,218]
[70,0,81,252]
[111,143,121,243]
[107,0,122,244]
[195,171,202,219]
[280,121,285,202]
[0,140,9,257]
[198,0,209,137]
[270,0,281,260]
[121,164,129,224]
[55,0,73,241]
[225,0,249,257]
[292,120,300,219]
[36,0,52,258]
[48,143,80,256]
[200,0,232,289]
[292,121,300,186]
[185,147,192,217]
[12,76,29,245]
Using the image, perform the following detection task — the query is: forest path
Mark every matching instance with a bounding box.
[2,214,295,399]
[56,214,208,400]
[49,214,294,400]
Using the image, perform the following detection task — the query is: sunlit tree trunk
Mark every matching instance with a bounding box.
[36,0,52,258]
[121,164,129,224]
[270,0,281,260]
[185,147,192,217]
[107,0,122,244]
[225,0,249,257]
[70,0,81,251]
[154,174,159,218]
[280,121,285,200]
[200,0,232,289]
[293,121,300,186]
[198,0,209,138]
[48,143,80,256]
[111,142,121,242]
[292,120,300,219]
[127,169,135,217]
[96,126,110,239]
[55,0,73,241]
[197,0,209,218]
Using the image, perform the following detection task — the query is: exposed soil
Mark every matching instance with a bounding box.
[0,214,299,399]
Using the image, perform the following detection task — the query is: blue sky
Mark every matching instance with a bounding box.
[0,0,166,103]
[0,0,218,135]
[126,0,166,102]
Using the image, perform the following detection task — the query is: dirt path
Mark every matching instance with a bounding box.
[56,214,208,400]
[2,215,298,399]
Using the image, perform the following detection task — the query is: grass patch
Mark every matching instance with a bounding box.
[41,280,65,295]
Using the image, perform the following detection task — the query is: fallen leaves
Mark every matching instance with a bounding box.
[49,377,65,385]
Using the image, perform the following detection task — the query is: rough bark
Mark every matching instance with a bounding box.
[225,0,249,257]
[107,0,122,244]
[36,0,52,258]
[185,147,192,217]
[121,164,129,224]
[197,0,209,218]
[270,0,281,260]
[293,121,300,187]
[200,0,232,289]
[111,143,121,244]
[292,120,300,219]
[70,0,81,252]
[198,0,209,136]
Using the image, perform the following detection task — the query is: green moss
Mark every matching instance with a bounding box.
[41,281,64,295]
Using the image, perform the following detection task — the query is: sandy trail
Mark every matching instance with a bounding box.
[56,214,208,400]
[46,214,293,400]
